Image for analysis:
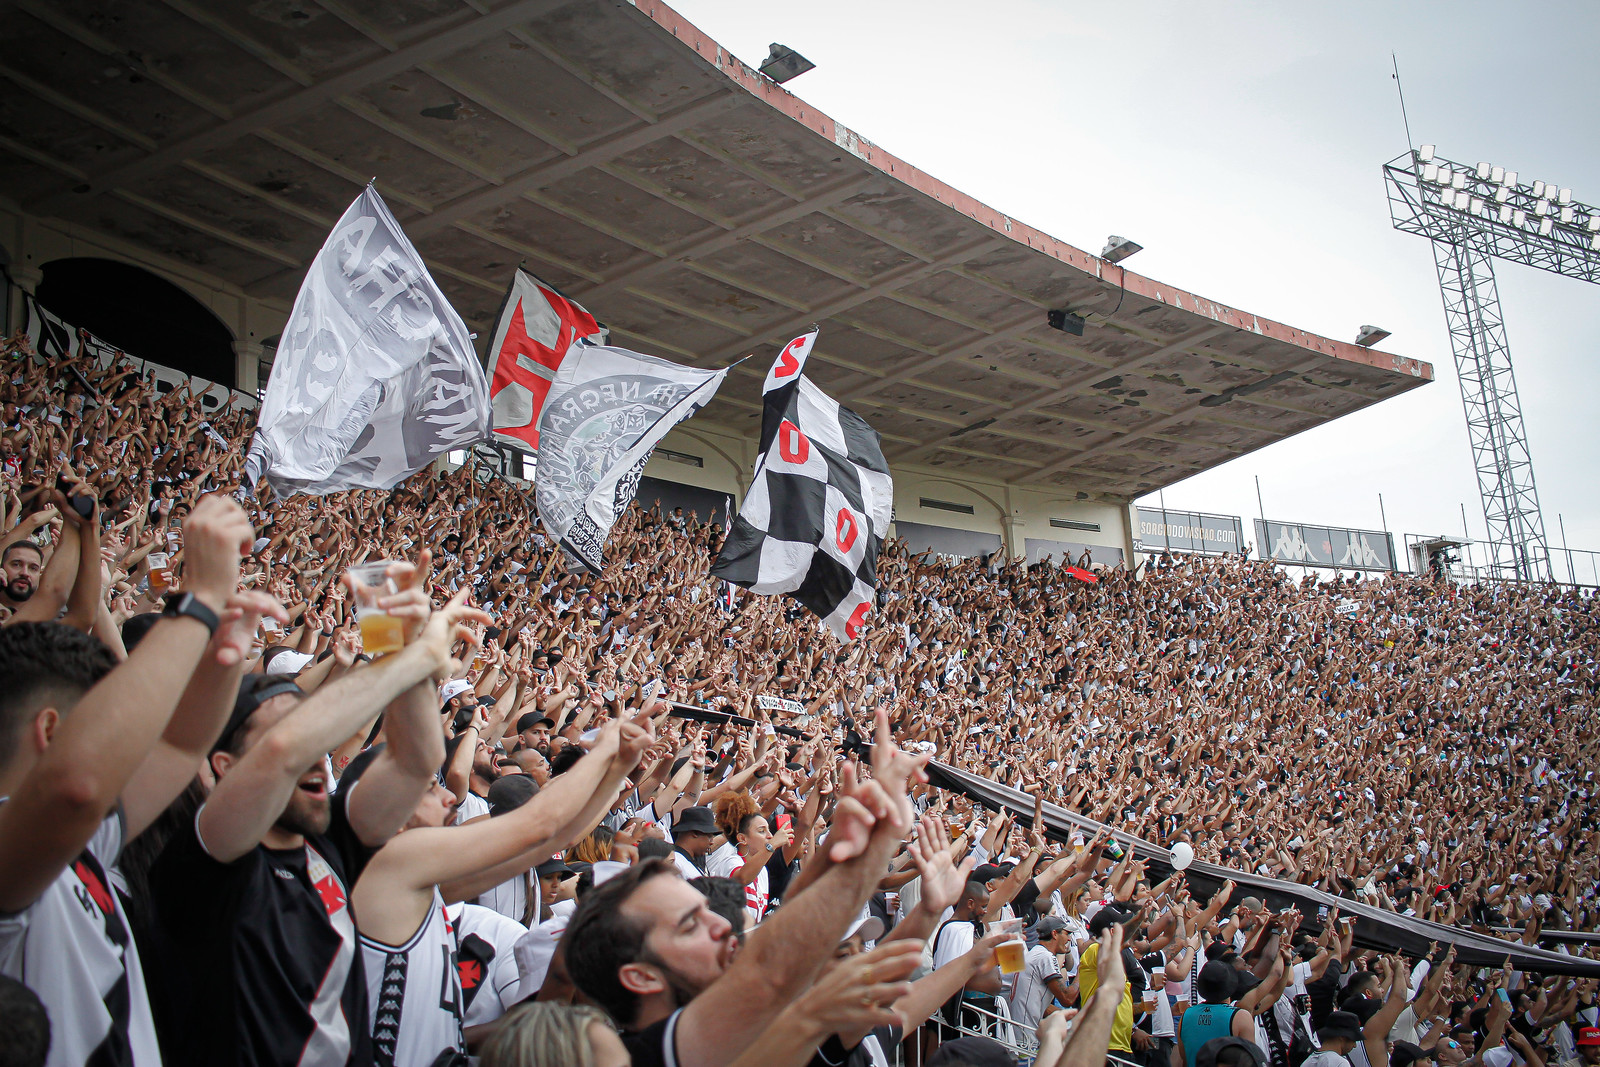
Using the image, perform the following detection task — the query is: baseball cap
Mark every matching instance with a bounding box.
[212,675,305,755]
[1034,916,1069,937]
[486,775,538,816]
[1392,1041,1436,1067]
[1578,1028,1600,1047]
[535,858,575,879]
[265,648,314,677]
[517,712,556,732]
[440,679,473,704]
[971,864,1005,883]
[844,914,886,944]
[1087,905,1132,936]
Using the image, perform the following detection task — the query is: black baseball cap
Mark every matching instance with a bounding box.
[212,675,305,755]
[1087,905,1132,936]
[486,775,538,816]
[535,858,575,879]
[517,712,556,732]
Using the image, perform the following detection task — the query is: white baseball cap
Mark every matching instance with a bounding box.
[439,679,473,704]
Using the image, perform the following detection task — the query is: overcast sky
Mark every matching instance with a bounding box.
[670,0,1600,576]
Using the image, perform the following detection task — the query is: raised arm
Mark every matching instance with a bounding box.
[0,495,250,912]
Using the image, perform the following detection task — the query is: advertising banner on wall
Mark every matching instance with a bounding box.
[1254,519,1397,571]
[1134,507,1245,555]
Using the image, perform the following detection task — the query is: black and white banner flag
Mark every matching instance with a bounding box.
[535,342,726,574]
[711,330,892,641]
[245,185,492,496]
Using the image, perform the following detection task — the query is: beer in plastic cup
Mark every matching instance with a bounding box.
[995,917,1026,975]
[349,562,404,655]
[147,552,171,593]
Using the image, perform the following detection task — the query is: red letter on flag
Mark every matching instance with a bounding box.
[836,509,859,553]
[774,336,804,380]
[778,420,810,464]
[845,602,871,640]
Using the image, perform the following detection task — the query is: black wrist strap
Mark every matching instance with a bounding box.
[163,592,220,636]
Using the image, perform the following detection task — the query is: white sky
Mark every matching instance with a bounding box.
[668,0,1600,575]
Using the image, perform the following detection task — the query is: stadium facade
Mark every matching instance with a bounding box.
[0,0,1431,565]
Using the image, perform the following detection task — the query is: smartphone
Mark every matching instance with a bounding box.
[1496,989,1510,1004]
[776,813,793,833]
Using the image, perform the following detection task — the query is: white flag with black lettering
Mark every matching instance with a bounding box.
[245,185,491,496]
[535,342,726,573]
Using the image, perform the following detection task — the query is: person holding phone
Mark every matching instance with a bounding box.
[706,811,793,922]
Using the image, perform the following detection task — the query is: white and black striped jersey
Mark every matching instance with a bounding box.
[362,889,466,1067]
[447,902,528,1028]
[0,806,163,1067]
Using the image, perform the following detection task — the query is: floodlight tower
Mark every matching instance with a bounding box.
[1384,146,1600,583]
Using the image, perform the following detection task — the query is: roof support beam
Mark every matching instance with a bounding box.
[406,93,742,238]
[888,324,1236,465]
[27,0,574,213]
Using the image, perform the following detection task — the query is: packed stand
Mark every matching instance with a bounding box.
[0,335,1597,1067]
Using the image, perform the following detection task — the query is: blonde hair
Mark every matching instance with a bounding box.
[713,790,758,840]
[568,825,614,865]
[479,1002,613,1067]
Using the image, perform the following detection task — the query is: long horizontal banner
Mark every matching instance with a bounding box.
[1136,507,1245,555]
[1256,518,1397,571]
[655,705,1597,974]
[923,760,1599,976]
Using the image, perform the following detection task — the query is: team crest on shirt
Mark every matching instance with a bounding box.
[306,848,347,915]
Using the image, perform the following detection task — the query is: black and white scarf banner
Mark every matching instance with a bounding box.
[245,185,491,496]
[533,341,726,574]
[922,760,1600,976]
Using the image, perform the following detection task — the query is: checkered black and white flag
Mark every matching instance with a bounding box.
[711,330,892,641]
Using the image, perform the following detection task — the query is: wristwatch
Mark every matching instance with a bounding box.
[163,591,220,636]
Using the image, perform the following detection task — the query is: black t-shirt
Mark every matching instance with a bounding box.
[811,1025,903,1067]
[146,762,377,1067]
[622,1008,682,1067]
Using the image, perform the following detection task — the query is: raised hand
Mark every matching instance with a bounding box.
[909,814,976,917]
[210,590,288,667]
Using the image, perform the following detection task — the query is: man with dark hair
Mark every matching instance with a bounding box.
[564,710,924,1067]
[931,880,1000,1041]
[0,539,43,607]
[1179,960,1255,1067]
[0,495,262,1067]
[671,805,719,878]
[516,712,554,755]
[146,567,489,1067]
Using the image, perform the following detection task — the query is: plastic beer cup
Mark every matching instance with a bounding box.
[348,562,404,655]
[147,552,171,593]
[994,917,1025,975]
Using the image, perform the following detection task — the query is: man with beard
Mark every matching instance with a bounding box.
[147,564,490,1067]
[0,540,44,611]
[564,710,927,1067]
[0,494,261,1067]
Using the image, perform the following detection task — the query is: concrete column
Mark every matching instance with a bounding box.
[1121,501,1142,577]
[235,340,263,396]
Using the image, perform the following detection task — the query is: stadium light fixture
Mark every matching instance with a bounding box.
[1418,144,1436,162]
[1354,325,1391,348]
[1100,235,1143,264]
[1046,309,1085,335]
[759,43,815,84]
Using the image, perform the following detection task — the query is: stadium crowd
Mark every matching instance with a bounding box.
[1,335,1598,1067]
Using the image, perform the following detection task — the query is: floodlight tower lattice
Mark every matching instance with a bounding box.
[1384,147,1600,582]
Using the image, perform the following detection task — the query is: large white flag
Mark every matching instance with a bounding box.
[245,186,491,496]
[535,343,726,573]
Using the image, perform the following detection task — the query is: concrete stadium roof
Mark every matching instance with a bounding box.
[0,0,1432,502]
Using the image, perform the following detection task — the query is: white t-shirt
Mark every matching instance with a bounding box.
[932,919,977,969]
[1007,943,1063,1030]
[0,809,163,1067]
[706,849,771,921]
[455,791,490,824]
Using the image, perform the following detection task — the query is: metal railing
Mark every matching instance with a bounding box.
[897,1000,1148,1067]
